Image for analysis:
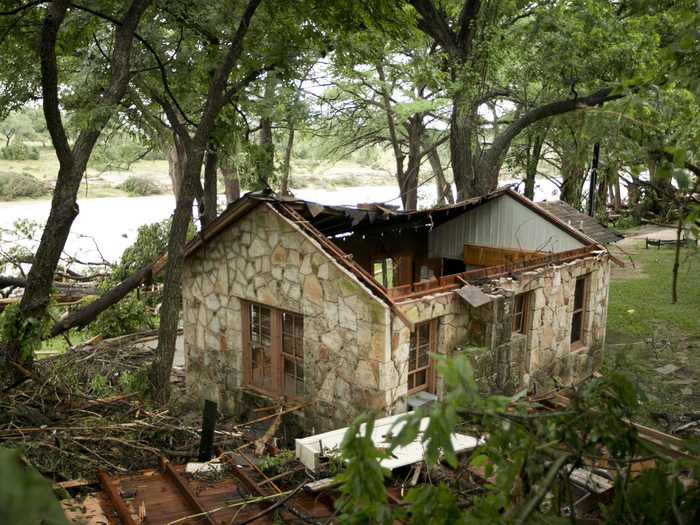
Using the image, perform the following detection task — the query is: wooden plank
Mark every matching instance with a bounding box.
[160,458,216,525]
[98,471,137,525]
[463,243,542,267]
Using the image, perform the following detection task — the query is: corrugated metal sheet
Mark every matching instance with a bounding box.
[428,194,585,259]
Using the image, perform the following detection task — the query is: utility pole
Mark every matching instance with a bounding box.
[587,143,600,217]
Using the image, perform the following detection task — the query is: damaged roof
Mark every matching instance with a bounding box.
[176,187,608,319]
[537,200,623,244]
[184,187,597,260]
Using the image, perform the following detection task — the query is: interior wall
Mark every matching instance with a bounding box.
[428,194,585,259]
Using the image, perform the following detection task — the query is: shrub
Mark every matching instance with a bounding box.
[0,172,47,200]
[0,142,40,160]
[118,176,163,196]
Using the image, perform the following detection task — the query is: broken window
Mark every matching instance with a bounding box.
[512,292,531,334]
[245,302,304,397]
[570,275,588,346]
[408,320,436,394]
[372,257,395,287]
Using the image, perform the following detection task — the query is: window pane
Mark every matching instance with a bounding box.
[571,312,582,343]
[418,346,429,368]
[415,369,427,387]
[418,323,429,344]
[574,278,586,310]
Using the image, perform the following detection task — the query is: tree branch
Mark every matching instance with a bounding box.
[69,1,195,128]
[409,0,462,59]
[482,87,625,170]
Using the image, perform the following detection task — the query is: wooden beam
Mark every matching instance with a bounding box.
[463,243,542,267]
[98,471,137,525]
[159,457,216,525]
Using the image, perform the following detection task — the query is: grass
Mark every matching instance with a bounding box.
[607,244,700,343]
[604,240,699,428]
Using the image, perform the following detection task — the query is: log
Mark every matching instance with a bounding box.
[48,264,153,338]
[0,274,98,296]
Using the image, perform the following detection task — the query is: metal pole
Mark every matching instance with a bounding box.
[588,143,600,216]
[198,399,217,461]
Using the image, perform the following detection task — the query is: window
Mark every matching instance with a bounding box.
[570,275,588,346]
[244,302,304,397]
[372,258,395,287]
[282,311,304,397]
[512,292,531,334]
[408,320,436,394]
[250,303,274,392]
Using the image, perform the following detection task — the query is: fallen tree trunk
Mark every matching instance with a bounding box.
[48,264,154,338]
[1,275,99,295]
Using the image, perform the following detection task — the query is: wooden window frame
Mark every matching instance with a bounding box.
[570,274,589,349]
[241,300,305,399]
[407,319,437,395]
[512,292,531,335]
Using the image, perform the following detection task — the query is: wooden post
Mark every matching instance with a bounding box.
[198,399,217,462]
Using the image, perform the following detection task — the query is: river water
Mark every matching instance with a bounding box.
[0,179,564,264]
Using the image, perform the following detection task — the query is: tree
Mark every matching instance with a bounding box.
[139,0,320,402]
[0,0,151,388]
[397,0,659,200]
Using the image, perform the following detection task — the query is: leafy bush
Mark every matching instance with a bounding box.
[0,172,46,199]
[118,176,163,196]
[0,142,39,160]
[90,291,154,338]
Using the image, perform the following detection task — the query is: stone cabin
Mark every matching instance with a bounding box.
[182,187,619,432]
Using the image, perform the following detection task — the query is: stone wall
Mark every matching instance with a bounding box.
[495,254,611,390]
[392,254,611,397]
[183,204,395,431]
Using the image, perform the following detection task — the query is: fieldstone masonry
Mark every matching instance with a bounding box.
[183,203,612,432]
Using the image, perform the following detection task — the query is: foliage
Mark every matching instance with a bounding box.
[90,137,154,171]
[0,448,69,525]
[112,218,173,283]
[334,415,392,524]
[0,142,40,160]
[90,290,154,339]
[259,449,295,475]
[118,366,151,398]
[87,218,173,338]
[335,354,700,523]
[117,175,163,196]
[0,172,46,200]
[0,303,50,362]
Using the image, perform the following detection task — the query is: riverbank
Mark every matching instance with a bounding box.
[0,148,397,202]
